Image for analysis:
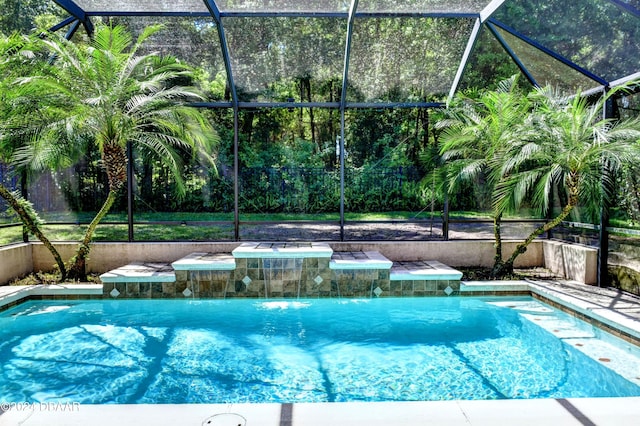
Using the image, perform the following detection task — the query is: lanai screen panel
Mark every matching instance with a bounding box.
[494,0,640,83]
[120,16,229,101]
[72,0,208,13]
[494,27,601,94]
[458,26,522,91]
[71,0,497,15]
[223,17,346,102]
[215,0,348,13]
[356,0,491,14]
[347,17,475,102]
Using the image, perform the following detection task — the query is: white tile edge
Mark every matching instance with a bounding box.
[0,284,104,310]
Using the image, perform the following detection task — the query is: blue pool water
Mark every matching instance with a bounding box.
[1,297,639,404]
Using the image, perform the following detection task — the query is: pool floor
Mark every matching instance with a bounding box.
[1,297,639,404]
[1,279,640,425]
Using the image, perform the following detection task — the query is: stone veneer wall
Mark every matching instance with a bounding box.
[175,270,233,298]
[390,279,461,297]
[332,269,391,298]
[102,265,462,298]
[102,282,186,299]
[102,271,234,299]
[109,257,340,299]
[232,257,333,298]
[608,236,640,296]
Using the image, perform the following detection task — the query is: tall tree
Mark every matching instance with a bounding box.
[0,32,68,280]
[16,25,219,280]
[493,86,640,276]
[436,76,529,277]
[0,0,60,35]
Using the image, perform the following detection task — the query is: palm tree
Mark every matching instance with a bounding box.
[0,32,69,280]
[15,24,219,281]
[436,76,530,276]
[493,86,640,276]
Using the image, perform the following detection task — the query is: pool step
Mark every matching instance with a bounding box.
[390,260,463,281]
[389,261,463,296]
[99,262,176,283]
[171,252,236,271]
[100,262,177,299]
[330,251,393,270]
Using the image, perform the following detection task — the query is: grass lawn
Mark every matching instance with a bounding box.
[0,211,433,245]
[0,209,551,246]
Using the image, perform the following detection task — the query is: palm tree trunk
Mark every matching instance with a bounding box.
[67,189,119,281]
[490,212,504,278]
[68,139,127,281]
[0,184,67,281]
[498,186,579,277]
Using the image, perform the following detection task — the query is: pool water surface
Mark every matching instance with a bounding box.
[0,297,639,404]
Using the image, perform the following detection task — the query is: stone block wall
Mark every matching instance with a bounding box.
[176,270,235,298]
[100,255,462,299]
[389,279,460,297]
[332,270,391,298]
[231,257,333,298]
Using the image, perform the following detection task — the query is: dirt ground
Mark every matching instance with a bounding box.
[238,220,547,241]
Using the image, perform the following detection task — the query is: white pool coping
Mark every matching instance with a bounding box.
[0,284,102,307]
[232,242,333,258]
[99,262,176,283]
[461,280,531,292]
[330,251,393,270]
[391,260,463,281]
[171,252,236,271]
[1,397,639,426]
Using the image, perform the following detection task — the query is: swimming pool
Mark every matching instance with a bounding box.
[1,297,639,404]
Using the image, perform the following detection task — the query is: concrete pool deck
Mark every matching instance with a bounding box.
[1,279,640,425]
[2,397,640,425]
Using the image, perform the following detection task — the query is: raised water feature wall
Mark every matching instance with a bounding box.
[230,257,334,298]
[100,243,463,298]
[230,242,335,298]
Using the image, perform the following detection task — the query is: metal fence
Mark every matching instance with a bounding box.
[1,164,425,215]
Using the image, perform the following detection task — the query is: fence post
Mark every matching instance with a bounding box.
[21,170,28,243]
[442,194,449,241]
[127,141,134,242]
[597,95,615,287]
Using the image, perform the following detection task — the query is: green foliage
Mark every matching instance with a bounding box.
[1,24,222,279]
[0,33,45,163]
[438,78,640,277]
[3,4,640,257]
[0,0,62,35]
[436,75,530,215]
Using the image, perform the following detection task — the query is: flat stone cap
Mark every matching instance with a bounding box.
[99,262,176,283]
[390,260,462,281]
[330,251,393,270]
[172,252,236,271]
[232,242,333,258]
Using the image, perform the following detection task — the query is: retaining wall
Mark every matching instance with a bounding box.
[0,239,597,285]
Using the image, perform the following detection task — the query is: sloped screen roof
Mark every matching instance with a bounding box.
[51,0,640,107]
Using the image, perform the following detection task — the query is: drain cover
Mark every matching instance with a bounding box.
[202,413,247,426]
